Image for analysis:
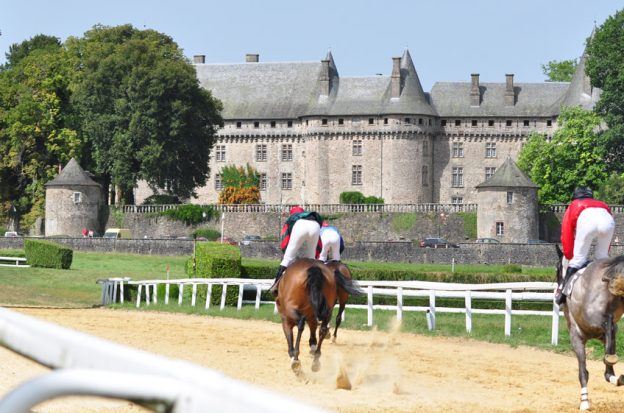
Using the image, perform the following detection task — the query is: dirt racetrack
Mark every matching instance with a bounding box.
[1,308,623,412]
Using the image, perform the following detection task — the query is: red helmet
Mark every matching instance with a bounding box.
[289,206,304,215]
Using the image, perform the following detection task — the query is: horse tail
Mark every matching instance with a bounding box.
[306,266,329,321]
[602,256,624,296]
[334,269,365,296]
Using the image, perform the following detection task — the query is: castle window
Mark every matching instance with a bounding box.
[351,165,362,185]
[496,222,504,236]
[287,120,293,128]
[428,118,432,126]
[384,118,388,125]
[352,140,363,156]
[488,120,494,127]
[418,118,423,125]
[441,120,447,127]
[423,139,429,153]
[547,120,552,127]
[523,120,530,127]
[451,196,463,205]
[256,144,267,162]
[72,192,82,204]
[338,118,344,126]
[452,142,464,158]
[507,191,514,205]
[322,118,328,126]
[281,144,293,161]
[270,121,276,128]
[455,119,461,126]
[485,167,496,180]
[214,174,222,191]
[368,118,374,125]
[306,120,309,126]
[215,145,226,162]
[471,119,478,127]
[281,173,292,190]
[404,118,411,124]
[236,121,242,129]
[422,165,429,186]
[485,142,497,158]
[259,173,267,191]
[451,167,464,188]
[506,119,512,127]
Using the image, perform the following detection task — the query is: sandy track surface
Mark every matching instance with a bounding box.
[1,308,623,412]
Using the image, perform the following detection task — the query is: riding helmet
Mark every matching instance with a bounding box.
[572,187,593,200]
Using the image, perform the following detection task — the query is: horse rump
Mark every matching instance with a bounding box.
[334,268,365,297]
[602,256,624,296]
[306,265,330,321]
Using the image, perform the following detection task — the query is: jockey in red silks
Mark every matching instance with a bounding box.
[269,206,323,296]
[317,220,345,262]
[555,187,615,305]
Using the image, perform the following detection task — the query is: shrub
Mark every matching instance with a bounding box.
[339,191,366,204]
[160,204,218,225]
[192,228,221,241]
[24,239,73,269]
[143,194,181,205]
[187,242,241,278]
[364,195,384,204]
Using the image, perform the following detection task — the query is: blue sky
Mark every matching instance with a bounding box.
[1,0,620,90]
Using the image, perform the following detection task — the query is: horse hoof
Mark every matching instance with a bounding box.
[579,400,590,411]
[325,331,331,339]
[331,336,337,344]
[291,359,301,373]
[309,345,317,354]
[311,359,321,372]
[605,354,618,365]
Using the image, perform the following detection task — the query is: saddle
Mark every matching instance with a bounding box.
[563,261,591,296]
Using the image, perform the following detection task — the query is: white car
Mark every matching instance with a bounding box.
[4,231,18,237]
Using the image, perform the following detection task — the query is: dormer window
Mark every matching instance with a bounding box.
[322,118,328,126]
[287,120,293,128]
[418,118,423,125]
[270,121,276,128]
[254,121,260,128]
[471,120,478,127]
[368,118,374,125]
[236,121,242,129]
[338,118,344,126]
[455,119,461,126]
[404,118,411,124]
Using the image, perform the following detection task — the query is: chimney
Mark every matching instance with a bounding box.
[319,59,330,96]
[245,53,259,63]
[470,73,480,106]
[505,74,515,106]
[391,57,401,98]
[193,55,205,64]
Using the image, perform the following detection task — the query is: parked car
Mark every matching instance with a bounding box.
[103,228,133,239]
[3,231,18,237]
[419,237,459,248]
[475,238,500,244]
[528,239,549,244]
[241,235,261,246]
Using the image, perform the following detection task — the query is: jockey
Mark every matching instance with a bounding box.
[317,220,345,262]
[269,206,323,296]
[555,187,615,305]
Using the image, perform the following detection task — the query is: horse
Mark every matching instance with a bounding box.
[324,261,363,342]
[555,245,624,410]
[276,258,338,373]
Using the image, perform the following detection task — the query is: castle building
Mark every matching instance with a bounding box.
[135,43,599,206]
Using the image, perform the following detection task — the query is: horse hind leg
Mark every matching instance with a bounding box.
[311,318,331,372]
[570,329,590,410]
[291,316,306,373]
[332,303,345,343]
[308,318,318,354]
[603,314,624,386]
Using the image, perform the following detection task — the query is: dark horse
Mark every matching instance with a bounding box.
[276,258,338,373]
[556,245,624,410]
[325,261,363,342]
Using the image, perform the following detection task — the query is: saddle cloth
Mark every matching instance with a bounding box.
[563,266,588,296]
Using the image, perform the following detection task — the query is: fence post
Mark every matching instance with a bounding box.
[152,285,157,304]
[367,285,373,327]
[165,284,170,305]
[112,282,118,304]
[136,285,142,308]
[100,283,107,305]
[178,284,184,306]
[205,284,212,310]
[255,285,262,310]
[220,283,228,310]
[145,284,150,306]
[428,290,436,331]
[396,287,403,321]
[191,284,197,307]
[465,290,472,333]
[237,284,244,311]
[505,289,512,337]
[551,301,560,346]
[119,281,124,304]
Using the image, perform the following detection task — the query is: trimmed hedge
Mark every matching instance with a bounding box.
[186,242,241,278]
[24,239,73,269]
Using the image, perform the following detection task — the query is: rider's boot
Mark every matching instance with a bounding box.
[270,265,287,297]
[555,266,578,305]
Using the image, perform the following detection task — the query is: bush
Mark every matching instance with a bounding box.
[187,242,241,278]
[143,194,181,205]
[192,228,221,241]
[24,239,73,269]
[364,195,384,204]
[339,191,366,204]
[160,204,218,225]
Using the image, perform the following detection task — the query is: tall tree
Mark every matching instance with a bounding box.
[517,107,607,204]
[586,9,624,171]
[217,164,261,204]
[66,24,223,204]
[541,59,578,82]
[3,34,61,69]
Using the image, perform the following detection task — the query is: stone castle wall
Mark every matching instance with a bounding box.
[45,186,103,237]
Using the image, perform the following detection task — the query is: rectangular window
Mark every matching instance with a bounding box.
[287,120,293,128]
[236,121,242,129]
[485,142,497,158]
[351,165,362,185]
[488,119,494,127]
[506,119,512,127]
[255,144,267,162]
[418,118,423,125]
[322,118,328,126]
[72,192,82,204]
[523,120,530,127]
[451,196,463,205]
[547,120,552,127]
[451,167,464,188]
[270,121,276,128]
[281,173,292,190]
[254,121,260,128]
[259,173,267,191]
[471,119,477,127]
[338,118,344,125]
[423,139,429,153]
[281,144,293,161]
[441,119,447,126]
[496,222,504,236]
[214,174,222,191]
[455,119,461,126]
[404,117,411,124]
[452,142,464,158]
[384,118,388,125]
[428,118,432,126]
[368,118,374,125]
[352,140,363,156]
[507,191,514,205]
[485,167,496,180]
[422,165,428,186]
[215,145,226,162]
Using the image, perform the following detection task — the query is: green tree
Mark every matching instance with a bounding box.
[66,24,223,204]
[517,106,607,203]
[586,9,624,171]
[218,164,261,204]
[3,34,61,69]
[541,59,578,82]
[596,172,624,204]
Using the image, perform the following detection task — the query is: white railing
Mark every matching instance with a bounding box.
[122,203,478,214]
[101,278,562,346]
[0,257,29,268]
[0,307,325,413]
[542,204,624,213]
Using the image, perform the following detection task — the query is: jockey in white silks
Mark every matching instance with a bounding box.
[555,187,615,305]
[317,220,344,262]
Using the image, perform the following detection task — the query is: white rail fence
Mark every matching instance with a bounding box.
[100,278,562,346]
[0,307,325,413]
[0,256,29,268]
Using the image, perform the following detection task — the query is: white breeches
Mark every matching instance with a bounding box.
[280,219,320,267]
[319,230,341,262]
[569,208,615,268]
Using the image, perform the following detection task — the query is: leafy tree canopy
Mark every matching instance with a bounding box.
[218,164,261,204]
[541,59,577,82]
[3,34,61,69]
[517,106,607,204]
[595,172,624,204]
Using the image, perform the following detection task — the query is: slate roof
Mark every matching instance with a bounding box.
[45,158,100,188]
[552,52,601,115]
[476,157,538,189]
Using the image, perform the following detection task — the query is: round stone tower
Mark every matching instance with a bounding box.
[475,157,539,243]
[45,158,103,237]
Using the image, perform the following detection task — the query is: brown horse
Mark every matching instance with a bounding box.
[325,261,363,342]
[276,258,338,373]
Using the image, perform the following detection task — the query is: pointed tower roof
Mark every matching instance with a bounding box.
[382,49,437,116]
[45,158,100,188]
[476,157,538,189]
